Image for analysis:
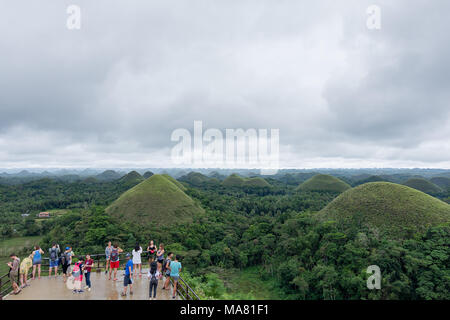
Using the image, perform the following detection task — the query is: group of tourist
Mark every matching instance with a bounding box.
[6,240,182,300]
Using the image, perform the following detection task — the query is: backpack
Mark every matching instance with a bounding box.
[162,258,170,273]
[72,263,81,278]
[60,253,68,265]
[50,248,58,261]
[110,248,119,261]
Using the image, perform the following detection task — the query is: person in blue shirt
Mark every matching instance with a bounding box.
[168,255,182,299]
[121,253,134,296]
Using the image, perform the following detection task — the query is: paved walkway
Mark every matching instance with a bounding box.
[4,269,179,300]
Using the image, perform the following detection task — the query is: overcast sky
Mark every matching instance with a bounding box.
[1,0,449,169]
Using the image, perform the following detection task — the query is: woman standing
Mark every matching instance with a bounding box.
[147,240,157,265]
[156,244,165,274]
[132,243,143,278]
[31,246,44,280]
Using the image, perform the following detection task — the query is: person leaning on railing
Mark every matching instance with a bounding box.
[7,254,21,295]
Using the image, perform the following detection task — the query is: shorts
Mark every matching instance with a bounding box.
[62,264,70,274]
[171,275,179,282]
[50,260,59,267]
[165,270,171,277]
[157,259,164,264]
[32,260,42,266]
[19,268,29,275]
[110,261,119,269]
[123,274,133,286]
[10,273,18,283]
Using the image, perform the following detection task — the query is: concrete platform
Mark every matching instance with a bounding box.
[4,269,179,300]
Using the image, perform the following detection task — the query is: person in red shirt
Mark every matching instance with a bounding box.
[83,254,94,291]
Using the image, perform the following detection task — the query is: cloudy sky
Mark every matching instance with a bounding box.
[1,0,449,169]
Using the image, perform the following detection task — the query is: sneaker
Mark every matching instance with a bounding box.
[78,290,84,293]
[84,286,89,289]
[88,288,91,292]
[73,290,77,294]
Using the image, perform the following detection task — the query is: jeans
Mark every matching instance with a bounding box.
[149,281,157,298]
[85,272,91,288]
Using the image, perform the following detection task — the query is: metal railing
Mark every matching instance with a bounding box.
[0,251,200,300]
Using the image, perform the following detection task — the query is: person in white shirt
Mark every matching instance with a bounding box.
[132,243,143,278]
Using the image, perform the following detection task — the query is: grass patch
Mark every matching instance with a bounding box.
[219,266,282,299]
[0,235,43,274]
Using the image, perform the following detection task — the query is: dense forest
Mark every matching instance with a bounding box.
[0,170,449,300]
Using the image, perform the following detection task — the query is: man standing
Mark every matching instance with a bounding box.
[61,246,74,282]
[19,254,32,288]
[121,253,133,297]
[108,243,123,281]
[48,244,60,278]
[105,241,112,275]
[7,253,21,295]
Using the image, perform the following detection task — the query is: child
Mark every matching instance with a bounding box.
[148,261,160,300]
[83,254,94,291]
[121,253,133,297]
[72,256,84,294]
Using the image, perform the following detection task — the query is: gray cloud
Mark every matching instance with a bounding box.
[0,0,449,168]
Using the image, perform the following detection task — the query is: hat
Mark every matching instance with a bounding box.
[125,253,131,258]
[65,247,70,250]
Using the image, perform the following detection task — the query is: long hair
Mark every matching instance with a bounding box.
[150,261,157,274]
[135,243,140,252]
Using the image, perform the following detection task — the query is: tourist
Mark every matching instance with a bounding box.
[121,253,133,297]
[19,254,32,288]
[109,243,123,281]
[156,244,165,273]
[105,241,112,275]
[72,256,84,294]
[7,253,21,295]
[168,255,182,299]
[148,261,160,300]
[83,254,94,291]
[162,252,173,289]
[61,246,74,282]
[31,246,44,280]
[48,243,60,278]
[132,243,143,278]
[147,240,157,265]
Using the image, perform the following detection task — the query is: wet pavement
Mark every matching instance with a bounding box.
[4,269,179,300]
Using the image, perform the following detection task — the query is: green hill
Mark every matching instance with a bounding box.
[403,178,443,195]
[96,170,122,181]
[222,174,246,187]
[319,182,450,238]
[353,175,388,186]
[297,174,351,193]
[143,171,154,179]
[106,174,203,226]
[179,172,210,186]
[161,174,186,191]
[242,177,271,188]
[430,177,450,191]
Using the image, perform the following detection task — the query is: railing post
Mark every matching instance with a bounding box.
[0,278,3,300]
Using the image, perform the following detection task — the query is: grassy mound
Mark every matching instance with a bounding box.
[354,175,388,186]
[222,174,246,187]
[161,174,186,191]
[403,178,443,195]
[319,182,450,237]
[180,172,211,185]
[106,174,203,226]
[297,174,351,193]
[242,177,271,188]
[143,171,154,179]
